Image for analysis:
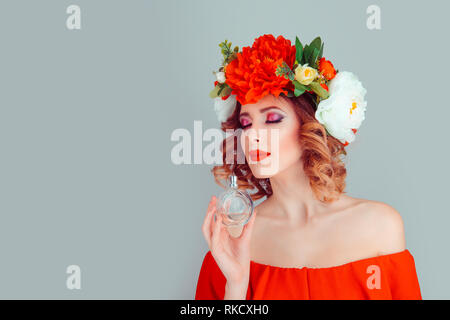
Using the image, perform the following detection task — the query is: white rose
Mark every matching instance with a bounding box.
[214,94,237,122]
[294,64,318,85]
[315,71,367,145]
[216,71,226,83]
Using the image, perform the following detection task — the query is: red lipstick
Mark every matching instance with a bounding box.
[249,149,271,162]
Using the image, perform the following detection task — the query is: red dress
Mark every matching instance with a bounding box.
[195,250,422,300]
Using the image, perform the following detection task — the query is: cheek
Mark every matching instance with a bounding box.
[274,125,302,164]
[240,133,247,155]
[281,128,300,151]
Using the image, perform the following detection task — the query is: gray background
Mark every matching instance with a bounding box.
[0,0,448,299]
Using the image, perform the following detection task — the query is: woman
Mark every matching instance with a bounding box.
[195,34,422,300]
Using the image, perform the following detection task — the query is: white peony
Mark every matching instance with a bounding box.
[315,71,367,145]
[214,94,237,122]
[216,71,226,83]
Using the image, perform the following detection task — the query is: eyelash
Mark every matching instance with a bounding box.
[241,117,283,129]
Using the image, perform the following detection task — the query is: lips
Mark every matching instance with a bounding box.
[249,149,271,162]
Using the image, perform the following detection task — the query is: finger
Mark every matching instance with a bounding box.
[211,212,223,251]
[201,198,213,245]
[209,197,218,238]
[202,196,217,248]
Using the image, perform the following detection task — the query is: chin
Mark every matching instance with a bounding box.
[248,162,280,179]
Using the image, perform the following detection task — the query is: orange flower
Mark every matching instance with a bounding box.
[225,34,296,105]
[318,57,336,80]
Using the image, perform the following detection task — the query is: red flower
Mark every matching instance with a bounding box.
[320,83,329,91]
[224,34,296,105]
[318,57,336,80]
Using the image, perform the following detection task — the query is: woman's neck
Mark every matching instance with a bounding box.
[268,161,329,224]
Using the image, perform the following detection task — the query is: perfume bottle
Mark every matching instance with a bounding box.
[216,174,254,227]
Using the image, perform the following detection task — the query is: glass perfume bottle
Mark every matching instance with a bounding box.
[216,174,254,227]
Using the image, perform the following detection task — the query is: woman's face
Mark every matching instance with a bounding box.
[239,94,302,178]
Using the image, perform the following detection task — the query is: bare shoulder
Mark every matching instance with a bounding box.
[349,197,406,255]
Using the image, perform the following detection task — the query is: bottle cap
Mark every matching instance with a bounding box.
[229,174,237,188]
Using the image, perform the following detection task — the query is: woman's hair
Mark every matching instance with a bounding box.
[212,92,348,203]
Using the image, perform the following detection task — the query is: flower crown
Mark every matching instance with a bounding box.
[209,34,367,146]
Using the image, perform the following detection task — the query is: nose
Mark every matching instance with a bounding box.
[251,133,260,144]
[242,127,264,147]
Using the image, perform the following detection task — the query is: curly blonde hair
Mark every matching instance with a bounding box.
[212,92,348,203]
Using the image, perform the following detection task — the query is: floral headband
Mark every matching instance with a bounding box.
[209,34,367,146]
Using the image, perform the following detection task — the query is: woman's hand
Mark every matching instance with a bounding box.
[202,195,257,287]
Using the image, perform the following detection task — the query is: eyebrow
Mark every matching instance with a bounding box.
[239,106,285,118]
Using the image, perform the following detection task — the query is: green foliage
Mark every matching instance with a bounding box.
[209,85,220,98]
[295,36,324,68]
[309,81,330,99]
[209,81,232,99]
[219,40,239,65]
[294,89,304,97]
[295,36,303,65]
[310,48,320,68]
[318,41,324,61]
[217,84,232,97]
[275,61,295,81]
[292,80,308,97]
[309,37,322,53]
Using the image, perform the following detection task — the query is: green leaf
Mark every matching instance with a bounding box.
[303,44,312,65]
[294,88,305,97]
[219,40,236,64]
[217,85,224,96]
[310,47,320,68]
[209,85,220,98]
[275,61,295,81]
[309,36,322,51]
[318,41,324,60]
[293,80,308,96]
[309,81,330,99]
[293,80,308,91]
[295,36,303,65]
[219,85,232,97]
[305,37,322,68]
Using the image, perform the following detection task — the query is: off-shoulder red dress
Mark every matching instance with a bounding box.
[195,250,422,300]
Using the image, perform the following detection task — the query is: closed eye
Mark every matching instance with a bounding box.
[239,113,284,129]
[266,118,283,124]
[240,118,251,129]
[266,112,284,123]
